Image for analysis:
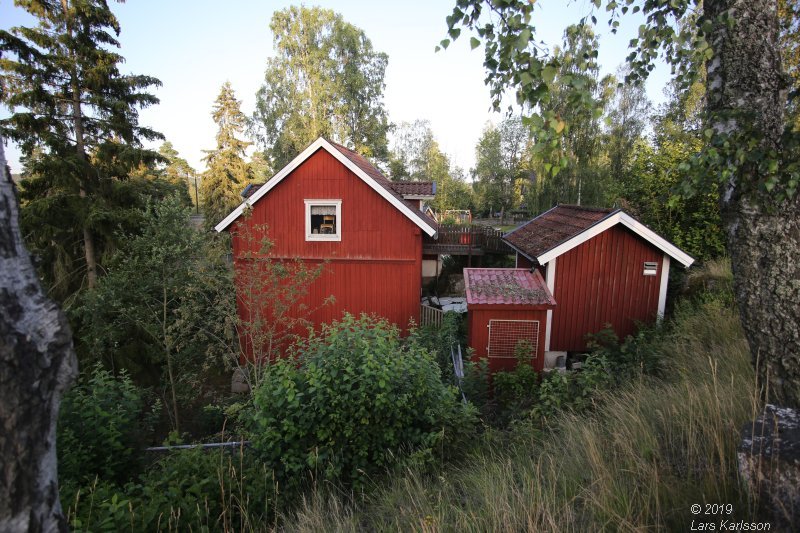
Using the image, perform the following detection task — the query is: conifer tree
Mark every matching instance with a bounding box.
[0,0,163,294]
[158,141,198,207]
[201,82,251,227]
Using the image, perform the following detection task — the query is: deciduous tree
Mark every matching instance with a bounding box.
[254,6,390,167]
[75,196,234,431]
[474,117,529,223]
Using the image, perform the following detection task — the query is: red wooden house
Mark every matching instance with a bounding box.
[503,205,694,356]
[215,137,438,336]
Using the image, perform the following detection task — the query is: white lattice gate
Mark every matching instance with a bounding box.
[487,319,539,360]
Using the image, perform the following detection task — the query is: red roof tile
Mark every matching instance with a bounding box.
[464,268,556,307]
[503,204,615,263]
[328,141,438,230]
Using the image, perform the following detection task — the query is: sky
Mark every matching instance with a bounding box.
[0,0,671,176]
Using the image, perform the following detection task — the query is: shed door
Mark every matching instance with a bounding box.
[487,319,539,360]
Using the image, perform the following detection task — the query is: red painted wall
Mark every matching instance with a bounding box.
[549,225,663,352]
[516,253,534,269]
[467,306,549,373]
[231,148,422,343]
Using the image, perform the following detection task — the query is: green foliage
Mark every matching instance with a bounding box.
[249,313,475,492]
[58,365,160,487]
[408,312,466,377]
[0,0,163,297]
[201,82,252,227]
[388,120,474,211]
[73,195,235,431]
[254,5,390,168]
[527,25,616,207]
[63,447,275,532]
[492,347,539,423]
[156,141,198,206]
[473,117,529,221]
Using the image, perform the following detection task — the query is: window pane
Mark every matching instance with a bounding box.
[310,207,337,235]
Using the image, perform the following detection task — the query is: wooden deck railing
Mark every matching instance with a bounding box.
[425,225,511,255]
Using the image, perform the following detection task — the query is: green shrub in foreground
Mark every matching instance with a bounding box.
[64,447,274,532]
[58,364,160,486]
[249,313,476,492]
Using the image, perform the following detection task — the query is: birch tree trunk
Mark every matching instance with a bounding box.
[706,0,800,406]
[0,141,78,531]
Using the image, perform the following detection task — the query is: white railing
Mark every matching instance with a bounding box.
[420,304,443,328]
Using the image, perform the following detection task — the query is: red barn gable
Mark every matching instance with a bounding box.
[504,205,694,353]
[216,137,438,351]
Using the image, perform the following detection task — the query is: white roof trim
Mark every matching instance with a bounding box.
[401,194,435,200]
[536,211,695,268]
[215,137,437,237]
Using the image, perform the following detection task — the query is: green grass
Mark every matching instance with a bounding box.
[285,267,761,531]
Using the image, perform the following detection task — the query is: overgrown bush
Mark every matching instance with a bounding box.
[409,311,466,377]
[249,313,476,493]
[492,341,540,423]
[64,447,274,532]
[58,364,161,486]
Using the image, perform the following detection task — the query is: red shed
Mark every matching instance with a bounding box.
[503,205,694,355]
[465,268,556,373]
[215,137,438,352]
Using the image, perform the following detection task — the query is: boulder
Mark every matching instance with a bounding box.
[738,404,800,528]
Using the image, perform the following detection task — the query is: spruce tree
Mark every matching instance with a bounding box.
[158,141,198,207]
[0,0,162,295]
[201,82,251,227]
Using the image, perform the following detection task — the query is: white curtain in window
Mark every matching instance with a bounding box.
[310,205,337,215]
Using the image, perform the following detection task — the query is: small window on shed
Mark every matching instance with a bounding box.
[643,261,658,276]
[305,200,341,241]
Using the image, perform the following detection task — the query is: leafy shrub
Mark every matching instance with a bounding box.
[492,341,540,423]
[58,364,161,486]
[586,324,665,378]
[249,313,475,493]
[64,447,274,532]
[461,352,490,406]
[408,311,466,377]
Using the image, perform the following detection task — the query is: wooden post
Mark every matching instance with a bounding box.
[467,226,473,267]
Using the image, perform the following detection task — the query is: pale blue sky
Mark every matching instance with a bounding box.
[1,0,670,175]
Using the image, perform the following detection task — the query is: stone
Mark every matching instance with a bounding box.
[738,404,800,528]
[231,368,250,394]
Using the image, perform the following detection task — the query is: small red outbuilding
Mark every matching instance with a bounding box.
[503,205,695,354]
[465,268,556,373]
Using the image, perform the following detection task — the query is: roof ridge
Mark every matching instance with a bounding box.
[556,203,615,213]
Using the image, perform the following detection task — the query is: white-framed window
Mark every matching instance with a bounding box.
[643,261,658,276]
[305,200,342,241]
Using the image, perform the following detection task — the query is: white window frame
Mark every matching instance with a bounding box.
[305,199,342,241]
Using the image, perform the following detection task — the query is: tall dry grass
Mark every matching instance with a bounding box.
[286,260,760,532]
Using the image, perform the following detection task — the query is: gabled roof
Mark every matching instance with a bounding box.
[503,204,695,268]
[464,268,556,307]
[215,138,438,236]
